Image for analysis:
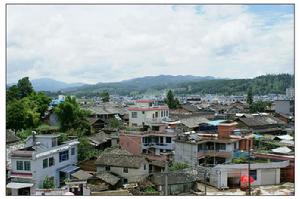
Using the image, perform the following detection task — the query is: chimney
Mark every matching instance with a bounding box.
[32,131,37,146]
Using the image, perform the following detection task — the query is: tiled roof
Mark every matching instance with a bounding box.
[95,172,120,186]
[95,148,147,168]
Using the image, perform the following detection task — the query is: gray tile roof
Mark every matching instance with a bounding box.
[95,148,147,168]
[180,117,209,128]
[95,172,120,186]
[71,170,93,180]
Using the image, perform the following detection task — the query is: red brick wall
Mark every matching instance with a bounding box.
[119,134,142,155]
[218,123,237,138]
[239,138,253,151]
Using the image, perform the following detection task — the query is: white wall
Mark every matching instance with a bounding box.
[97,161,149,183]
[174,142,198,166]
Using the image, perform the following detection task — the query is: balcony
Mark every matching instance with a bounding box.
[197,150,232,158]
[142,143,174,150]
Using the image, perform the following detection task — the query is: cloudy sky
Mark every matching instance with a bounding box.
[7,4,294,84]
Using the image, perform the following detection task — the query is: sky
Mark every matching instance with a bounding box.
[7,4,294,84]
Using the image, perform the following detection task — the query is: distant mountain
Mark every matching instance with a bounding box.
[30,78,86,92]
[65,73,294,97]
[65,75,217,96]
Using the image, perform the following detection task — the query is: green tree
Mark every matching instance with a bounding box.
[250,101,271,113]
[165,90,180,109]
[7,85,20,102]
[109,118,122,129]
[54,96,90,134]
[17,77,34,98]
[28,92,51,117]
[247,87,253,105]
[7,100,27,131]
[77,137,99,161]
[100,90,110,102]
[42,176,55,189]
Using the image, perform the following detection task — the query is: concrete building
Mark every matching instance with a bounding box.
[174,121,254,166]
[7,134,79,195]
[127,100,169,127]
[274,100,294,116]
[119,129,176,162]
[286,88,294,99]
[95,148,149,184]
[203,160,290,189]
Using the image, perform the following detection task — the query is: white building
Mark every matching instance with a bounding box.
[205,160,290,189]
[274,100,294,115]
[128,100,169,127]
[7,134,79,196]
[95,148,149,184]
[286,88,294,99]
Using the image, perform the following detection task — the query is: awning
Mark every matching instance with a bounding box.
[7,182,34,189]
[59,165,79,174]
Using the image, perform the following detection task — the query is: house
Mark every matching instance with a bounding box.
[84,102,127,122]
[274,100,294,116]
[119,129,176,162]
[7,133,79,195]
[127,100,169,127]
[87,117,106,132]
[95,148,149,184]
[199,160,290,189]
[179,116,210,131]
[237,114,286,134]
[174,121,254,166]
[151,170,197,195]
[87,131,118,150]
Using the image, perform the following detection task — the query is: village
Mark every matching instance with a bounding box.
[6,78,295,196]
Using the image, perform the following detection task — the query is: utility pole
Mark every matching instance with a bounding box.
[204,169,207,195]
[164,161,168,196]
[248,139,251,196]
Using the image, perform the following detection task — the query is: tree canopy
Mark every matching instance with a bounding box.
[100,90,110,102]
[165,90,180,109]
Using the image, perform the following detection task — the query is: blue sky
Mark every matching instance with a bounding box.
[7,4,294,84]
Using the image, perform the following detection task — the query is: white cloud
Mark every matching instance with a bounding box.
[7,5,294,84]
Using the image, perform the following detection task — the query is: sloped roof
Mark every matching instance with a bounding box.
[181,104,199,112]
[95,172,120,186]
[180,117,209,128]
[71,170,93,180]
[239,115,285,127]
[275,134,293,141]
[88,131,111,146]
[6,130,20,144]
[95,148,147,168]
[271,147,292,154]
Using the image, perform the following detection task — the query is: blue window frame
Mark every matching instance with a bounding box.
[59,150,69,162]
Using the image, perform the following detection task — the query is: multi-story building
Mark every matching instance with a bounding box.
[7,133,79,196]
[174,121,254,166]
[274,100,295,116]
[127,100,169,127]
[119,127,176,162]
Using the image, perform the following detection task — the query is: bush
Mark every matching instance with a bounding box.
[169,162,190,171]
[42,176,55,189]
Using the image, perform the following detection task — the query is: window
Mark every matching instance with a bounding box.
[234,143,237,150]
[144,164,147,170]
[161,111,163,117]
[198,144,203,151]
[217,143,226,150]
[142,111,145,114]
[123,178,128,184]
[16,161,23,170]
[43,158,48,168]
[250,170,257,180]
[166,137,171,143]
[71,147,75,155]
[59,150,69,162]
[52,138,57,147]
[166,110,169,117]
[49,157,55,167]
[123,167,128,173]
[155,112,158,118]
[131,112,137,118]
[24,161,31,171]
[105,166,110,171]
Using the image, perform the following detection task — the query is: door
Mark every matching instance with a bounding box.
[261,169,276,185]
[18,187,30,195]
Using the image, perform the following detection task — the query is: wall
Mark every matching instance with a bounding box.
[97,161,149,183]
[274,100,294,115]
[33,145,78,188]
[174,142,198,166]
